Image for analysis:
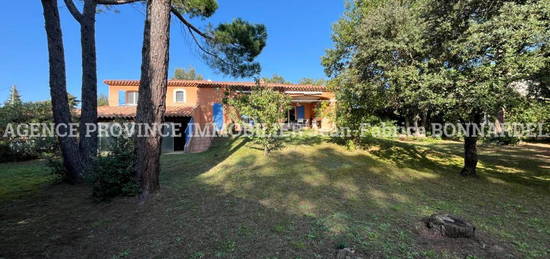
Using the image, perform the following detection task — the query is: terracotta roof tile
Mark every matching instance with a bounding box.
[97,105,194,119]
[103,79,328,92]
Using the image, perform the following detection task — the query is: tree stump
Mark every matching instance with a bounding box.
[335,248,362,259]
[423,213,476,238]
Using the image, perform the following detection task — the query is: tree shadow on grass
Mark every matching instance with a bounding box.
[365,138,461,175]
[1,137,547,258]
[237,134,327,153]
[160,137,248,186]
[197,142,546,258]
[0,178,346,258]
[362,137,549,191]
[175,137,548,257]
[0,138,348,258]
[475,143,550,189]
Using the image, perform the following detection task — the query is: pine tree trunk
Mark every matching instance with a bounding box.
[41,0,84,183]
[135,0,171,199]
[460,112,482,177]
[78,0,98,170]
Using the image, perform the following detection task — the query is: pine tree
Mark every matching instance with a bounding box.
[5,85,22,106]
[135,0,267,198]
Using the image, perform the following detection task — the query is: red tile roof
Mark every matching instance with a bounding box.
[97,105,194,119]
[104,80,328,92]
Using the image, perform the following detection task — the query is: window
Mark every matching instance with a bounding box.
[174,89,186,103]
[126,91,138,105]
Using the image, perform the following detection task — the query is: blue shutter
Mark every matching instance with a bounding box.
[297,106,305,120]
[185,118,194,145]
[213,103,224,131]
[118,91,126,106]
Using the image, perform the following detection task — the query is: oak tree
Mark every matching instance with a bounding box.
[323,0,549,176]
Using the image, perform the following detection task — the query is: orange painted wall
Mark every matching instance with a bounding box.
[108,85,226,107]
[305,103,313,120]
[165,87,198,106]
[107,85,227,125]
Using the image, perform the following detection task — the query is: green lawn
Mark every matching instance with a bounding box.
[0,136,548,258]
[0,160,56,201]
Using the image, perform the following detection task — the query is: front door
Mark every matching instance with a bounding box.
[172,117,190,151]
[288,108,296,122]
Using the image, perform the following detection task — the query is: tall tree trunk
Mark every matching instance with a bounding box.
[460,112,483,177]
[135,0,171,198]
[78,0,99,170]
[41,0,84,183]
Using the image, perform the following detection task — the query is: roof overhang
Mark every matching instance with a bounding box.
[290,95,330,102]
[104,80,329,92]
[285,91,323,95]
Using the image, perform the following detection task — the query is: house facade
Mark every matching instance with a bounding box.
[98,80,335,153]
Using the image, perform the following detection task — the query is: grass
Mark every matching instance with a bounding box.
[0,135,548,258]
[0,160,56,201]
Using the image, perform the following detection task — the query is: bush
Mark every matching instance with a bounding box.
[0,141,17,162]
[0,137,59,163]
[0,138,38,162]
[508,101,549,142]
[0,100,57,162]
[484,132,520,146]
[44,154,66,183]
[86,137,139,201]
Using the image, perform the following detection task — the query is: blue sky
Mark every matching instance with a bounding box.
[0,1,344,103]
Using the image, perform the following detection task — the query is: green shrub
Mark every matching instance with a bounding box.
[0,137,59,163]
[484,132,520,145]
[44,154,66,183]
[33,137,59,155]
[86,137,139,201]
[0,141,16,162]
[2,138,38,161]
[508,101,549,141]
[0,100,56,162]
